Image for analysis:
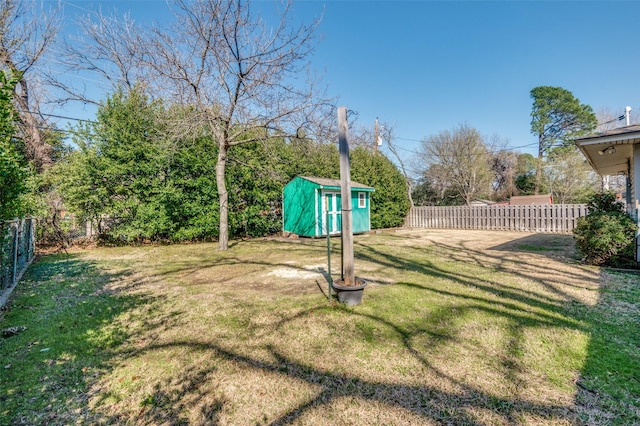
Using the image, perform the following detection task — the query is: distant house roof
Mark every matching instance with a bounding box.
[470,199,495,206]
[299,176,374,191]
[509,195,552,205]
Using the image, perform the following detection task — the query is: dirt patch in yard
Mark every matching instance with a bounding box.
[382,229,577,258]
[225,229,596,302]
[84,230,594,303]
[378,229,599,305]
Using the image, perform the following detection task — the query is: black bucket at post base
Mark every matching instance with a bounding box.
[331,278,367,306]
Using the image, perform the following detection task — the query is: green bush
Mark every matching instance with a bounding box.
[55,89,412,243]
[573,192,637,267]
[0,71,30,221]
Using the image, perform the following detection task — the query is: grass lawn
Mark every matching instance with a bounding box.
[0,229,638,425]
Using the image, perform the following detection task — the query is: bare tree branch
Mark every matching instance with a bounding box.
[380,124,415,208]
[63,0,331,249]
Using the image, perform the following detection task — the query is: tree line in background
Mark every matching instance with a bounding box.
[410,86,601,206]
[411,130,600,206]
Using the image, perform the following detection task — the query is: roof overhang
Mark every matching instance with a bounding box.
[575,124,640,176]
[317,185,375,192]
[300,176,375,191]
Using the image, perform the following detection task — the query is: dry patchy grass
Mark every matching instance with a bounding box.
[1,230,638,425]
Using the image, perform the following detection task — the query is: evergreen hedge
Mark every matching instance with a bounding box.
[54,89,411,243]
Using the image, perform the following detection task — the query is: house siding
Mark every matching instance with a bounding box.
[634,144,640,262]
[352,192,370,232]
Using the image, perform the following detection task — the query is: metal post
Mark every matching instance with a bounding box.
[374,117,379,153]
[29,218,35,261]
[326,210,332,301]
[12,222,18,286]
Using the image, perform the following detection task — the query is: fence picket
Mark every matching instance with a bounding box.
[406,204,587,234]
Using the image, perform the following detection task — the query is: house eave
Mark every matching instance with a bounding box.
[575,129,640,176]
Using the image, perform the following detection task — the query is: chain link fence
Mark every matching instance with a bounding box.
[1,218,36,307]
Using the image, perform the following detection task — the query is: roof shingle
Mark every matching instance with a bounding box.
[300,176,374,190]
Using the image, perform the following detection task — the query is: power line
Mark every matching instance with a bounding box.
[14,106,543,157]
[386,139,539,158]
[394,136,423,143]
[17,109,97,124]
[598,115,626,126]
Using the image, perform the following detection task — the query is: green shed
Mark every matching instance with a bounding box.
[283,176,375,237]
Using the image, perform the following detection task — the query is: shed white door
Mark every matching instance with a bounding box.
[321,191,342,235]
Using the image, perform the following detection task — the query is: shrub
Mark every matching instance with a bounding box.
[573,192,637,267]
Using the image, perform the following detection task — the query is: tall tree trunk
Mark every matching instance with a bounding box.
[216,142,229,250]
[386,135,414,208]
[406,180,414,208]
[534,134,543,195]
[13,74,52,171]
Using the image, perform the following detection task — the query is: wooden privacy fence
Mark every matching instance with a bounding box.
[1,218,36,307]
[406,204,588,233]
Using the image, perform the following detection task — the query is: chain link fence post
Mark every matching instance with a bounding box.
[1,218,36,308]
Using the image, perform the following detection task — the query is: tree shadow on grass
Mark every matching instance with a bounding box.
[571,269,640,425]
[487,234,578,259]
[350,233,638,424]
[94,234,592,423]
[88,235,589,424]
[6,233,634,424]
[90,333,575,425]
[354,234,599,305]
[0,253,184,425]
[154,233,634,424]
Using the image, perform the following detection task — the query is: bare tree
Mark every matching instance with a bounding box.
[491,149,518,201]
[545,148,599,204]
[596,106,638,132]
[46,10,145,106]
[417,123,494,206]
[62,0,330,249]
[381,124,414,207]
[0,0,61,170]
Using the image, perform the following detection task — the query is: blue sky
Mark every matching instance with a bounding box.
[56,1,640,163]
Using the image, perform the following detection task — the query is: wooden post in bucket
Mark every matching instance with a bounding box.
[338,106,355,286]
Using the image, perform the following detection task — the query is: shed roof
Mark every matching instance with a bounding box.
[509,194,552,205]
[299,176,374,191]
